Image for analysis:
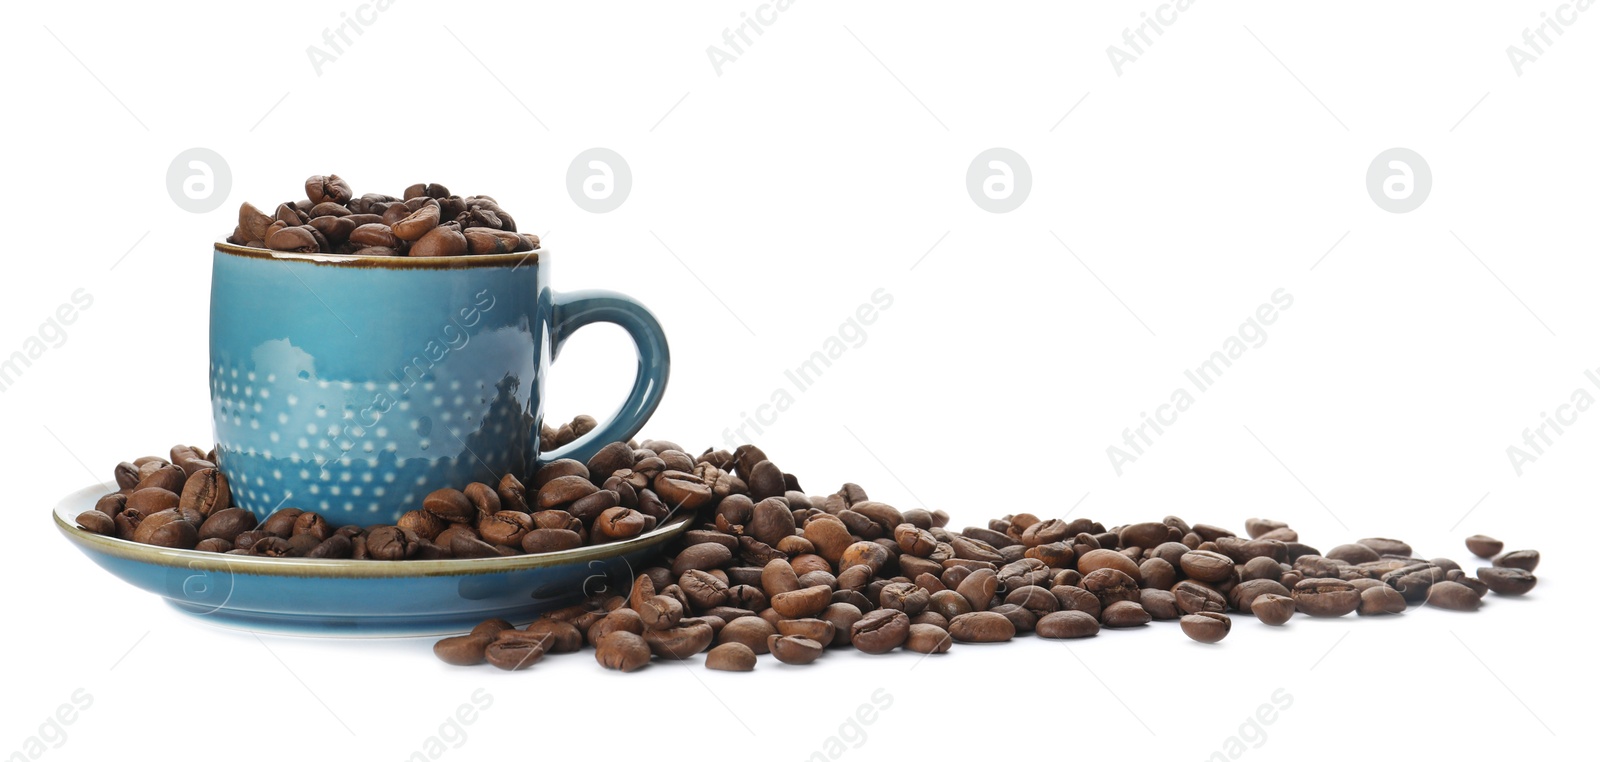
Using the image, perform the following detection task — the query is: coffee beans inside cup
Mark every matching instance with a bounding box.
[224,174,539,257]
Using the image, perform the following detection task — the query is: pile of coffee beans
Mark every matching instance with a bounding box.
[424,440,1542,672]
[71,415,691,559]
[224,174,539,256]
[72,420,1541,669]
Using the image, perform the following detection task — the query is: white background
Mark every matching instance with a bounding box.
[1,1,1593,759]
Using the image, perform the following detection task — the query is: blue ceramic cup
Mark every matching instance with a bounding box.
[209,242,669,525]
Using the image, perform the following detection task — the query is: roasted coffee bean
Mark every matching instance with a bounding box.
[1051,585,1101,619]
[1179,550,1234,583]
[365,526,418,560]
[1036,610,1100,639]
[879,582,931,616]
[771,585,832,618]
[1465,534,1503,559]
[76,510,116,535]
[904,623,954,654]
[1358,537,1413,557]
[1420,581,1479,611]
[1180,612,1231,643]
[1293,578,1361,617]
[767,634,825,665]
[197,508,256,543]
[705,642,757,671]
[434,633,496,666]
[1493,550,1540,572]
[718,616,777,654]
[1251,594,1296,625]
[596,631,651,672]
[851,609,910,654]
[643,622,714,659]
[1082,568,1140,607]
[1476,567,1537,596]
[594,507,647,542]
[819,603,863,648]
[1140,589,1180,620]
[1358,585,1408,616]
[178,468,230,517]
[523,620,584,653]
[948,612,1015,643]
[1101,600,1152,628]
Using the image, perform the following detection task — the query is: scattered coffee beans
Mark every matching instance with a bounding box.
[225,174,539,257]
[68,422,1539,674]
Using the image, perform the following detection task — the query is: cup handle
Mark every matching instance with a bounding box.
[538,289,670,470]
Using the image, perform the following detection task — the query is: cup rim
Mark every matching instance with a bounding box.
[214,239,542,270]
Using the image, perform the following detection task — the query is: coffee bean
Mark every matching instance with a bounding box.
[1425,581,1482,611]
[643,622,714,659]
[1493,550,1540,572]
[1476,567,1536,596]
[879,582,931,616]
[434,633,495,666]
[1357,537,1413,557]
[1172,580,1226,615]
[1358,585,1408,616]
[480,630,544,672]
[178,468,230,518]
[76,510,115,536]
[771,585,832,618]
[1101,600,1152,628]
[596,631,651,672]
[1180,612,1230,643]
[904,623,953,654]
[819,603,863,648]
[1465,534,1504,559]
[954,568,999,611]
[1179,550,1234,582]
[197,508,256,543]
[768,634,825,665]
[1139,589,1180,620]
[948,611,1015,643]
[777,618,836,644]
[1251,594,1296,625]
[705,642,757,671]
[1036,610,1100,639]
[850,609,910,654]
[518,620,581,654]
[1293,579,1361,617]
[1082,568,1140,607]
[521,528,583,554]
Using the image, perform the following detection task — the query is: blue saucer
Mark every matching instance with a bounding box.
[54,484,689,636]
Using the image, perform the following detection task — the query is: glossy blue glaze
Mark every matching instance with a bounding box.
[209,245,669,524]
[54,484,688,636]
